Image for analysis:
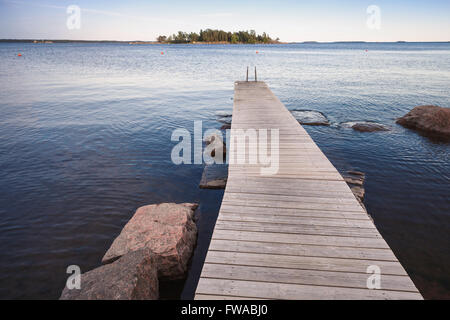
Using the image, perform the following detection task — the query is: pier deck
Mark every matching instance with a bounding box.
[194,81,422,300]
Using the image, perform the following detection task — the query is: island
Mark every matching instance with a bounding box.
[156,29,280,44]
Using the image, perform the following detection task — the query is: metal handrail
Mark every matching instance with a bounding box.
[246,66,258,82]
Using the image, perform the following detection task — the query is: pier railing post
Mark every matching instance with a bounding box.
[255,67,257,82]
[246,67,249,82]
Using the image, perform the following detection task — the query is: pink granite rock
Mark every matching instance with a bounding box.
[102,203,198,280]
[397,105,450,137]
[60,249,159,300]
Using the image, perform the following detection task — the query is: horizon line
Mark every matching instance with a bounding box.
[1,39,450,44]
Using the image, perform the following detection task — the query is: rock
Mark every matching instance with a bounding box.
[60,249,159,300]
[102,203,198,280]
[199,164,228,189]
[215,111,232,117]
[352,123,389,132]
[216,113,232,124]
[349,185,365,204]
[396,105,450,138]
[343,171,365,206]
[291,110,330,126]
[341,121,389,132]
[344,177,364,186]
[220,124,231,130]
[348,170,365,176]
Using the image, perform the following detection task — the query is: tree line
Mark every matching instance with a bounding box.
[157,29,279,44]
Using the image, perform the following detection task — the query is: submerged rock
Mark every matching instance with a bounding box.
[102,203,198,280]
[352,123,389,132]
[204,133,226,159]
[217,116,232,124]
[342,171,365,207]
[60,249,159,300]
[341,121,389,132]
[216,112,233,125]
[199,164,228,189]
[215,111,232,117]
[291,110,330,126]
[396,105,450,138]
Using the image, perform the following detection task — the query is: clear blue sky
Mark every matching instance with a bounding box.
[1,0,449,41]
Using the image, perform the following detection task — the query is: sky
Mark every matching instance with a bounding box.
[0,0,449,42]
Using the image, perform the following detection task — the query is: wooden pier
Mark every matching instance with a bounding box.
[194,81,422,299]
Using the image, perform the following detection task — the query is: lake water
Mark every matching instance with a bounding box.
[0,42,449,299]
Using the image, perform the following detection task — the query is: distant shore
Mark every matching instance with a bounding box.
[1,39,449,44]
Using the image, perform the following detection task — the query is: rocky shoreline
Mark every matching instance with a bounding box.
[60,203,198,300]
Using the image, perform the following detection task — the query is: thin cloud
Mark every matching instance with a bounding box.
[1,0,186,25]
[197,12,234,18]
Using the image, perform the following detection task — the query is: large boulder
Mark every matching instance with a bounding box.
[60,249,158,300]
[396,105,450,137]
[102,203,198,280]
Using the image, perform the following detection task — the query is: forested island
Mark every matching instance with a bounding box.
[156,29,280,44]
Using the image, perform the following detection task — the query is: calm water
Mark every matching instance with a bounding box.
[0,42,449,299]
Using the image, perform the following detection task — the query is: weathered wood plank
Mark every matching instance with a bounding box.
[214,220,382,238]
[220,200,365,213]
[200,264,419,292]
[222,192,360,205]
[204,251,408,275]
[208,239,397,261]
[217,212,375,228]
[219,204,372,219]
[196,278,423,300]
[211,229,391,249]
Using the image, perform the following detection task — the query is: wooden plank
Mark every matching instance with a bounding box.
[217,212,375,228]
[196,278,423,300]
[220,200,365,213]
[204,251,408,276]
[219,204,372,220]
[211,229,391,249]
[208,239,397,261]
[200,264,419,292]
[223,192,360,205]
[214,220,381,238]
[224,189,358,200]
[227,176,354,187]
